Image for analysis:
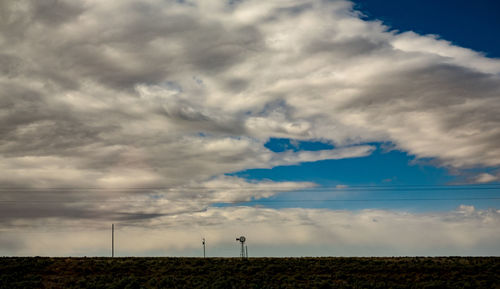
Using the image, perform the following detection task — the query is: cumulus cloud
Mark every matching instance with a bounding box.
[1,0,498,167]
[1,0,500,255]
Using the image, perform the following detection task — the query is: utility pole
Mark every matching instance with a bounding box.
[202,238,206,258]
[112,223,114,258]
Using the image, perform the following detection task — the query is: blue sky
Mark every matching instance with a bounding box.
[228,140,499,211]
[220,0,500,213]
[1,0,500,256]
[354,0,500,58]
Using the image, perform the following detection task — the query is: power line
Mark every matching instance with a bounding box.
[0,187,500,193]
[0,184,499,191]
[0,197,498,204]
[237,197,500,203]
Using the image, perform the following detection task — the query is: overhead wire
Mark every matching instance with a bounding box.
[0,197,499,204]
[0,183,499,191]
[0,184,499,204]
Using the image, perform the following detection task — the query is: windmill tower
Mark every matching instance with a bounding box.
[236,236,247,258]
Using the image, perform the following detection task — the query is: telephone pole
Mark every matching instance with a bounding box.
[112,224,114,258]
[202,238,206,258]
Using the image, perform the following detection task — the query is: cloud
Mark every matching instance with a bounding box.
[1,206,498,256]
[1,0,499,167]
[0,174,320,225]
[473,173,500,184]
[1,0,500,254]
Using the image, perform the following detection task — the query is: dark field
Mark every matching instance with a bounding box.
[0,257,499,288]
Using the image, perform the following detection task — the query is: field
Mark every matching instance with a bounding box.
[1,257,499,288]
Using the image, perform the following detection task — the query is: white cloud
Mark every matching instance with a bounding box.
[1,206,498,256]
[1,0,499,175]
[392,32,500,74]
[474,173,499,184]
[0,0,500,255]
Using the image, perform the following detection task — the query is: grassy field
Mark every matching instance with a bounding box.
[0,257,499,288]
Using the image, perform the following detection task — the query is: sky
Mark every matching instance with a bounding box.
[0,0,499,257]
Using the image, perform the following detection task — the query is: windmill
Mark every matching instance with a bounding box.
[236,236,248,258]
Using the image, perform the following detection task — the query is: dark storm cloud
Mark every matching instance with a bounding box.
[0,83,118,158]
[0,204,111,221]
[0,54,24,77]
[31,0,86,25]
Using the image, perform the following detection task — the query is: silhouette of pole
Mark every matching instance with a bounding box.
[202,238,206,258]
[245,245,248,258]
[112,224,114,258]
